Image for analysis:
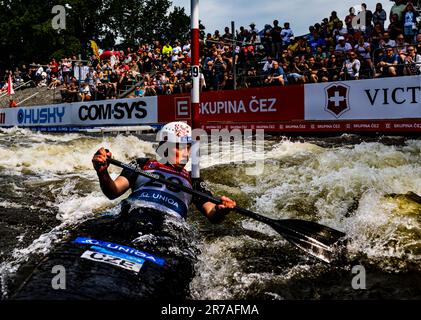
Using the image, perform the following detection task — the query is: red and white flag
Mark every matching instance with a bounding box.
[7,74,14,96]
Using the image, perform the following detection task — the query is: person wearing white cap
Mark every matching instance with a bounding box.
[92,121,237,223]
[335,36,352,56]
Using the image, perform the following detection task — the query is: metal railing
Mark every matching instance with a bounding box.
[0,80,35,99]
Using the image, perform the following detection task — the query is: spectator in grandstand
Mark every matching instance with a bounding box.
[296,37,310,56]
[327,11,341,34]
[314,45,328,60]
[222,27,232,42]
[287,37,299,55]
[34,64,44,86]
[376,46,399,77]
[249,31,264,53]
[244,66,261,88]
[62,58,72,84]
[335,36,353,56]
[85,66,96,87]
[345,7,357,35]
[326,54,341,81]
[396,34,410,52]
[340,50,361,80]
[404,45,421,74]
[261,26,272,56]
[317,66,331,82]
[417,32,421,52]
[271,20,283,59]
[309,32,327,54]
[286,56,307,83]
[79,82,91,102]
[281,22,294,47]
[388,13,405,39]
[263,60,287,86]
[373,3,387,29]
[370,22,385,50]
[389,0,407,24]
[403,2,419,43]
[354,35,373,70]
[360,3,374,35]
[162,41,173,57]
[134,85,145,97]
[334,21,349,39]
[262,55,274,74]
[249,22,259,35]
[95,82,106,100]
[305,56,323,83]
[47,74,61,90]
[171,40,182,63]
[236,26,249,44]
[38,71,48,87]
[49,58,59,77]
[211,54,227,90]
[128,61,141,81]
[61,80,79,102]
[379,31,397,48]
[13,67,23,86]
[319,18,330,38]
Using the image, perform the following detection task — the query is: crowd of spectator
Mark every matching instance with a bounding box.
[1,0,421,105]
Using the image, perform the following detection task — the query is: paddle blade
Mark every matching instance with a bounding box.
[270,219,346,263]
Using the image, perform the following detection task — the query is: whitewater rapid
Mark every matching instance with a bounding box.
[0,128,420,299]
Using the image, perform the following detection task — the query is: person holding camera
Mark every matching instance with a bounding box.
[211,54,227,90]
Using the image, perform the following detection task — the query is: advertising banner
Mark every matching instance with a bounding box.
[158,86,305,123]
[305,75,421,120]
[1,104,71,127]
[0,96,158,128]
[72,96,158,126]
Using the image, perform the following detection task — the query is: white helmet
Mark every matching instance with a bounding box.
[156,121,192,143]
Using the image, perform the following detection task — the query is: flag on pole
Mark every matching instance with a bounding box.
[7,74,14,96]
[90,40,101,61]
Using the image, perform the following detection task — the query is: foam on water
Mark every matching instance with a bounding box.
[0,130,157,298]
[1,131,421,299]
[0,130,156,174]
[190,138,421,299]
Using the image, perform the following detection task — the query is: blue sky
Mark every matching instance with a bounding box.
[171,0,394,36]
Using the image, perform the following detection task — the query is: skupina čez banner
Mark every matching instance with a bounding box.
[305,75,421,120]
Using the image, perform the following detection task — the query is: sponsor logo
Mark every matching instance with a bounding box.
[175,97,191,119]
[364,87,421,105]
[90,245,146,266]
[199,97,277,115]
[73,237,165,266]
[0,112,5,124]
[78,100,147,121]
[324,83,350,118]
[129,189,187,217]
[80,250,143,273]
[17,107,66,124]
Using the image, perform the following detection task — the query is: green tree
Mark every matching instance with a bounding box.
[165,6,190,42]
[0,0,199,71]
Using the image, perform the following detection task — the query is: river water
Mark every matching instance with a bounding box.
[0,127,420,299]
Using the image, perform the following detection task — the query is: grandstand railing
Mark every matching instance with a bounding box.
[0,80,35,99]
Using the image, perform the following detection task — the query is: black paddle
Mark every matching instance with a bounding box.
[107,158,346,263]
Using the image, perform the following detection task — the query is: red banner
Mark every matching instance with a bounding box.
[157,85,304,124]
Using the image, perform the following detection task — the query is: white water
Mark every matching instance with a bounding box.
[0,129,420,299]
